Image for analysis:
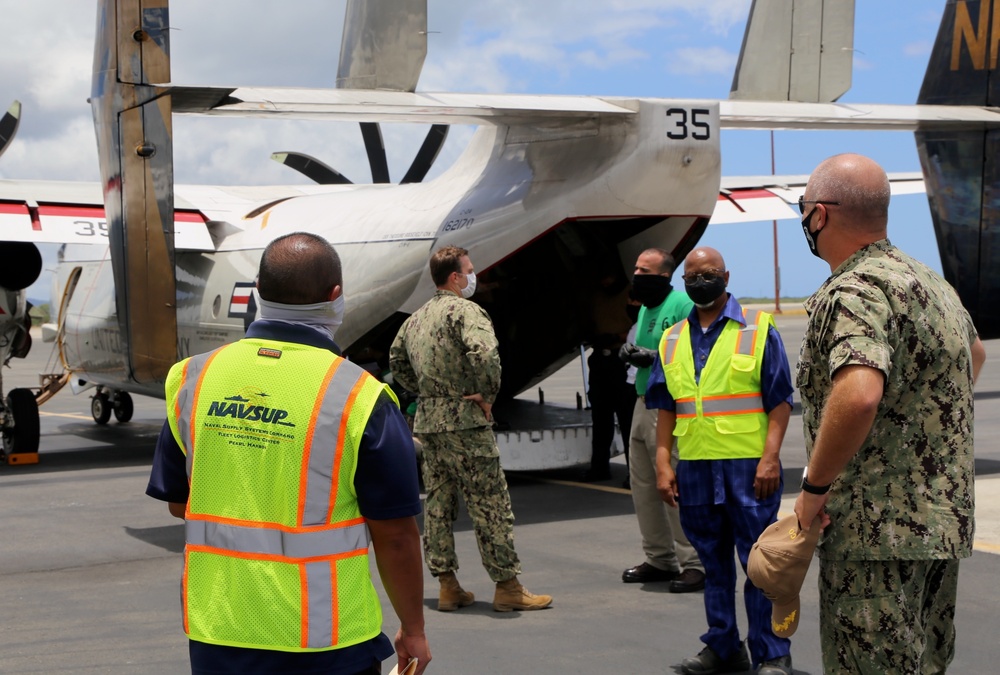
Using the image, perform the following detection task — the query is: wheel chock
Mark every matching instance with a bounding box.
[4,452,39,465]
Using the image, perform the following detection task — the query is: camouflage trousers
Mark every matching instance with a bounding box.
[818,557,959,674]
[417,427,521,583]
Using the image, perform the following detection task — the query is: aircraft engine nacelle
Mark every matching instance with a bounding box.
[0,241,42,291]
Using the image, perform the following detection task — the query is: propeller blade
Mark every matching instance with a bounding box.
[271,151,354,185]
[400,124,449,184]
[360,122,391,183]
[0,100,22,161]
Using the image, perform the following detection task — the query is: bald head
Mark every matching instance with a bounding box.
[684,247,725,272]
[257,232,342,304]
[806,153,890,233]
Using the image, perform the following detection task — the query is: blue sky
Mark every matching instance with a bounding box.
[0,1,948,301]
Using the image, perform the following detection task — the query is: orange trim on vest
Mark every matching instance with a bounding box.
[185,543,369,565]
[327,376,368,524]
[330,558,339,647]
[182,550,191,635]
[185,348,227,520]
[298,358,345,527]
[185,511,365,533]
[299,563,309,649]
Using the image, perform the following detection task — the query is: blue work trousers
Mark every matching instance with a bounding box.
[676,458,790,667]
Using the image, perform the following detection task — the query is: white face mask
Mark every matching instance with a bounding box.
[257,292,345,341]
[460,272,477,299]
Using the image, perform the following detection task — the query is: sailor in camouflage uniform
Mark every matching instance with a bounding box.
[389,246,552,613]
[793,154,986,674]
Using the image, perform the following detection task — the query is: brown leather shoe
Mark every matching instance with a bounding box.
[621,562,679,583]
[669,568,706,593]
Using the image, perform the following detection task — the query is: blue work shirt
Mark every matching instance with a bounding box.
[645,295,794,507]
[147,319,420,675]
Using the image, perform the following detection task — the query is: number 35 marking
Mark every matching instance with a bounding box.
[665,108,711,141]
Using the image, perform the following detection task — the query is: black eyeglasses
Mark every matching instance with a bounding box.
[798,196,840,214]
[682,271,725,284]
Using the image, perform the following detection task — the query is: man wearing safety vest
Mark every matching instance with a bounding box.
[645,247,794,675]
[146,233,431,675]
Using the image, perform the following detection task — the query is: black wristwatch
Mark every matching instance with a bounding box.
[800,477,831,495]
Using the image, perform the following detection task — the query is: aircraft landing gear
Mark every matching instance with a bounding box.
[1,387,40,457]
[91,388,134,425]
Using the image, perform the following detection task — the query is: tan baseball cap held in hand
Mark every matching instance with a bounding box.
[747,514,821,638]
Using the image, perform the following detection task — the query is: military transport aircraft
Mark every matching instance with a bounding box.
[1,0,998,467]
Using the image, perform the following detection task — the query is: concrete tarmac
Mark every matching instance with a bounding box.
[2,314,999,673]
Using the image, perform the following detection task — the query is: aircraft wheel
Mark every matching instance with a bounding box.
[113,392,134,423]
[2,388,40,455]
[91,392,112,425]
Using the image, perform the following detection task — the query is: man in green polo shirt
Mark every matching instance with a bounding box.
[618,248,704,592]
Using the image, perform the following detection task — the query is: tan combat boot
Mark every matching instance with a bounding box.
[437,572,475,611]
[492,577,553,612]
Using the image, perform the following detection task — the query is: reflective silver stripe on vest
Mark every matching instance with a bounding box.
[305,561,334,648]
[301,363,366,526]
[700,395,764,415]
[735,310,762,357]
[175,350,220,479]
[186,519,371,559]
[662,320,687,364]
[676,400,697,417]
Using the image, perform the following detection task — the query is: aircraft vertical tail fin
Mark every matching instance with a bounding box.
[730,0,855,102]
[91,0,178,383]
[915,0,1000,338]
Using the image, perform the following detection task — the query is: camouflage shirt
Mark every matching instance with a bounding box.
[797,239,978,561]
[389,290,501,434]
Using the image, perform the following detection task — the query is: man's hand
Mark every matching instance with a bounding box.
[793,490,831,533]
[618,343,657,368]
[394,627,431,675]
[655,462,679,507]
[753,455,781,500]
[462,393,492,421]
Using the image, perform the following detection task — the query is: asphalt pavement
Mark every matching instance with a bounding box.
[2,315,999,673]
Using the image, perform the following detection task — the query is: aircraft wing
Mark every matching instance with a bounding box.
[169,85,1000,132]
[711,172,926,225]
[0,179,334,250]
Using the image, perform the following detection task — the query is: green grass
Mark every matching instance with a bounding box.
[28,304,51,326]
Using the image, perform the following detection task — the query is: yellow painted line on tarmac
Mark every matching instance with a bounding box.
[518,475,631,495]
[973,540,1000,555]
[39,411,93,420]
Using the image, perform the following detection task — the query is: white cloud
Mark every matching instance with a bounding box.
[668,46,739,76]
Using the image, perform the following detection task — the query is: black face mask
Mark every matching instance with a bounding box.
[631,274,672,308]
[684,277,727,307]
[625,303,641,323]
[801,209,823,259]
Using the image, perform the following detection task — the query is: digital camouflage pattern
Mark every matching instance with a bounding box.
[389,290,501,437]
[818,558,958,673]
[797,239,978,561]
[419,428,520,582]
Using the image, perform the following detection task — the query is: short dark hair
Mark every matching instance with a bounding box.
[430,246,469,287]
[641,248,676,275]
[257,232,342,304]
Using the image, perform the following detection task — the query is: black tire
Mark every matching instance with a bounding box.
[113,392,134,423]
[91,393,112,425]
[2,388,40,454]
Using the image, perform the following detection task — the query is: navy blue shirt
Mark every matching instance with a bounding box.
[146,320,421,675]
[644,296,794,508]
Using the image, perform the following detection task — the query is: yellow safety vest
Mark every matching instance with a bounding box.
[658,310,771,460]
[165,337,391,652]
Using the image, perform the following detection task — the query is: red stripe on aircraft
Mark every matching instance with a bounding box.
[716,189,777,201]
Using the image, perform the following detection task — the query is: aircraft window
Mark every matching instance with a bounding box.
[212,295,221,319]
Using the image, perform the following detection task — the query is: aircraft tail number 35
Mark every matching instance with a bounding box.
[665,108,712,141]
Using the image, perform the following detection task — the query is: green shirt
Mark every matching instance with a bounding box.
[797,239,978,561]
[634,288,693,395]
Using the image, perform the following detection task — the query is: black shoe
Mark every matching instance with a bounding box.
[757,655,792,675]
[581,468,612,482]
[669,568,706,593]
[621,562,679,583]
[681,642,751,675]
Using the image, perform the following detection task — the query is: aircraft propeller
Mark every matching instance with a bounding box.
[0,100,22,161]
[272,122,449,185]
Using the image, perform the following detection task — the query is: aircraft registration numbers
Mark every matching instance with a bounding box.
[443,217,474,232]
[665,108,711,141]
